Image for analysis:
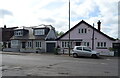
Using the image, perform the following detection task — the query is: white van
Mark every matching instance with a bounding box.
[72,46,100,58]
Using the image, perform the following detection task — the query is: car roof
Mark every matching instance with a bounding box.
[74,46,88,48]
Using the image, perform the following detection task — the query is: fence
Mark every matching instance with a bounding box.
[99,51,114,56]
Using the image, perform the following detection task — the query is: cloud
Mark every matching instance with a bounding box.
[40,18,56,23]
[43,1,65,10]
[0,0,119,38]
[0,9,13,18]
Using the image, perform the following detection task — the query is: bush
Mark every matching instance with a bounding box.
[108,47,114,51]
[54,48,60,55]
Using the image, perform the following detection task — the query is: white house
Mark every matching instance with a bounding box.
[57,20,116,54]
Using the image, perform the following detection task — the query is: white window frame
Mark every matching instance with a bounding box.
[35,41,42,48]
[11,40,19,45]
[14,31,23,36]
[61,41,72,48]
[78,28,87,34]
[27,41,32,48]
[97,42,106,48]
[34,29,45,35]
[83,42,89,46]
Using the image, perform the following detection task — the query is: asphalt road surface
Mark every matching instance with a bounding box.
[1,52,119,76]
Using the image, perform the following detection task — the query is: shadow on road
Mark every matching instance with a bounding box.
[73,56,106,59]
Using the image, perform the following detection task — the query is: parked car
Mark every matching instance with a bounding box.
[72,46,100,58]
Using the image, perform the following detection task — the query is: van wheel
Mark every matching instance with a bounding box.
[73,53,78,58]
[92,54,97,58]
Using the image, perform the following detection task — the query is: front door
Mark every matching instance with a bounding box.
[22,42,26,48]
[46,43,55,52]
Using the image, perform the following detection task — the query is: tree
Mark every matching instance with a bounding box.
[56,31,64,37]
[116,38,120,40]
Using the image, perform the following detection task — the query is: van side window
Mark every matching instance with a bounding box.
[76,47,82,50]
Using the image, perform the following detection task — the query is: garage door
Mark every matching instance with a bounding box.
[46,43,55,52]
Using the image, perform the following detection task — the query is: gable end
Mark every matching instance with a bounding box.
[57,20,115,41]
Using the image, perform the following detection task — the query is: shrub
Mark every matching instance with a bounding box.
[54,48,60,55]
[108,47,114,51]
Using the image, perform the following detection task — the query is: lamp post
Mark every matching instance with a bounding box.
[68,0,71,56]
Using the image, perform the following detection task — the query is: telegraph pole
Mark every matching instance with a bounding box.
[92,23,95,50]
[68,0,71,56]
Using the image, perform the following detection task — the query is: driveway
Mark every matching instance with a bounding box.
[1,51,118,76]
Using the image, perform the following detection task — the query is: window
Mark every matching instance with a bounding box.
[64,42,67,47]
[81,29,84,33]
[76,47,82,50]
[79,28,87,34]
[97,42,106,48]
[35,41,41,48]
[101,42,103,47]
[83,47,91,52]
[27,41,32,48]
[83,42,89,46]
[61,41,72,48]
[62,42,64,47]
[67,42,69,47]
[14,31,23,36]
[104,42,106,47]
[97,42,100,47]
[79,29,80,33]
[87,42,89,46]
[34,29,45,35]
[11,40,18,45]
[85,29,87,33]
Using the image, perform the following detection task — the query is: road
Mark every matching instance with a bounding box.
[1,52,119,76]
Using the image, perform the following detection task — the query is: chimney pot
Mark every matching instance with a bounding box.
[97,20,101,31]
[4,25,6,28]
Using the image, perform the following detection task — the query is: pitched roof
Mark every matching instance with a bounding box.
[11,25,56,40]
[57,20,116,41]
[32,24,55,30]
[11,27,46,40]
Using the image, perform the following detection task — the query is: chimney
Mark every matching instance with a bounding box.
[4,25,6,28]
[97,20,101,31]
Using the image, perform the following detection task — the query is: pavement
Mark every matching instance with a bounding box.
[0,51,119,76]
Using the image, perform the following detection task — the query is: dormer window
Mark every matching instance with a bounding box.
[14,30,23,36]
[34,29,45,35]
[14,29,28,36]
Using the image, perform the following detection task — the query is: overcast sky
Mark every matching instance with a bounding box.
[0,0,119,38]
